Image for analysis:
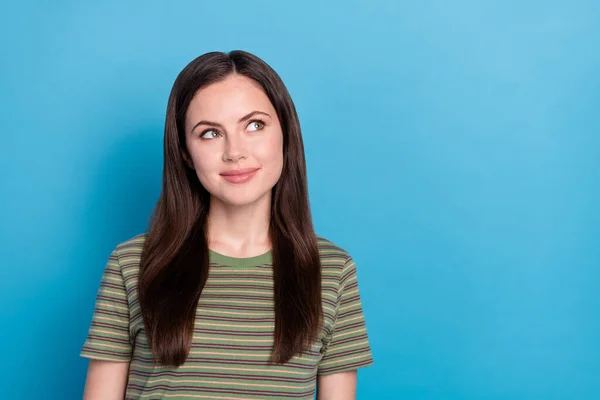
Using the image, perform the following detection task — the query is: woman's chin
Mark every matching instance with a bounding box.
[210,191,272,209]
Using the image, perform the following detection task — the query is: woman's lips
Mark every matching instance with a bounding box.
[219,168,260,184]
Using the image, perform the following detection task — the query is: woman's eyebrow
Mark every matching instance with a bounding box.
[191,119,224,133]
[238,110,271,123]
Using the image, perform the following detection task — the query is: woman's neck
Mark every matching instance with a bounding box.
[206,195,272,258]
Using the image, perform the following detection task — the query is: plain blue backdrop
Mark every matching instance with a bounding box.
[1,0,599,399]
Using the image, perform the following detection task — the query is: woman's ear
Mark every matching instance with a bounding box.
[181,149,194,169]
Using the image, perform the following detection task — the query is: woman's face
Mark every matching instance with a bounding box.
[184,74,284,207]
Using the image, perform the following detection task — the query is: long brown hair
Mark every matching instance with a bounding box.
[138,50,322,366]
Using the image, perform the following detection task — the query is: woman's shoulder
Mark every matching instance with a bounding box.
[315,234,352,267]
[113,232,148,260]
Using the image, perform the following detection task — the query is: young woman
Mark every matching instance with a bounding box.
[81,50,373,399]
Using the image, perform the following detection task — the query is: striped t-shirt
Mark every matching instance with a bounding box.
[81,233,373,399]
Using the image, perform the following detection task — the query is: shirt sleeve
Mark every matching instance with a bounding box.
[80,247,133,362]
[318,255,374,375]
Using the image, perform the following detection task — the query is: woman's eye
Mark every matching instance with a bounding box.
[247,120,265,131]
[200,130,220,139]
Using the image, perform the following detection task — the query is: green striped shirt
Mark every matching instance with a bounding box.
[81,234,373,399]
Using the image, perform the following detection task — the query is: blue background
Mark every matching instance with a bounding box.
[1,0,599,398]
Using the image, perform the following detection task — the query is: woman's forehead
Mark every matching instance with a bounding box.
[187,75,274,122]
